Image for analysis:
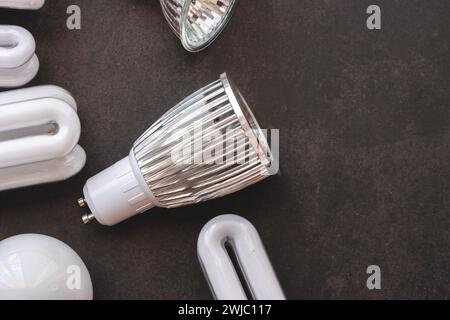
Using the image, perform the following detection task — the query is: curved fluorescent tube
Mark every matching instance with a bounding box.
[0,86,86,191]
[0,25,39,87]
[0,0,45,9]
[198,215,286,300]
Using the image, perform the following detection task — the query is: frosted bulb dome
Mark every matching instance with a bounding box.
[0,234,93,300]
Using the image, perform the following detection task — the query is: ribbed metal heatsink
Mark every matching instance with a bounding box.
[160,0,238,52]
[133,73,271,209]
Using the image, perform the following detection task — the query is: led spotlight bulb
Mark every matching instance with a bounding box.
[160,0,238,52]
[0,234,93,300]
[80,73,273,226]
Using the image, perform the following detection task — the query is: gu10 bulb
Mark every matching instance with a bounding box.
[198,215,285,300]
[0,0,45,9]
[0,234,93,300]
[79,73,273,226]
[0,25,39,87]
[0,85,86,191]
[160,0,238,52]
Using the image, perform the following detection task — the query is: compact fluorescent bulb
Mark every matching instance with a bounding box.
[0,0,45,9]
[198,215,285,300]
[79,73,273,226]
[0,85,86,191]
[160,0,238,52]
[0,25,39,87]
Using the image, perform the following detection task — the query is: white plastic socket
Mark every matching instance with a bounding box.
[82,152,156,226]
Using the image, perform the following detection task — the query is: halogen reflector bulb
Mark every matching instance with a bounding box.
[80,73,273,226]
[0,234,93,300]
[160,0,238,52]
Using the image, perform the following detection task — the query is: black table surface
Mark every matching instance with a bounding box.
[0,0,449,300]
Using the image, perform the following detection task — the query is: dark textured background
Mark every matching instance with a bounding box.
[0,0,449,300]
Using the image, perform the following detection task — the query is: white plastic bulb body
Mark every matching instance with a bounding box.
[0,25,39,87]
[82,73,273,226]
[83,151,157,226]
[198,215,286,300]
[0,0,45,9]
[0,85,86,191]
[0,234,93,300]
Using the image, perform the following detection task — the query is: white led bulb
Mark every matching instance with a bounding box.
[0,234,93,300]
[198,215,285,300]
[0,0,45,9]
[0,85,86,191]
[0,25,39,87]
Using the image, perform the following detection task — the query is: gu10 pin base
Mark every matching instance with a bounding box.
[78,73,273,226]
[78,197,95,225]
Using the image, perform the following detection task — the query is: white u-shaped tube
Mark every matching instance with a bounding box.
[0,0,45,9]
[0,25,39,87]
[198,215,286,300]
[0,86,86,191]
